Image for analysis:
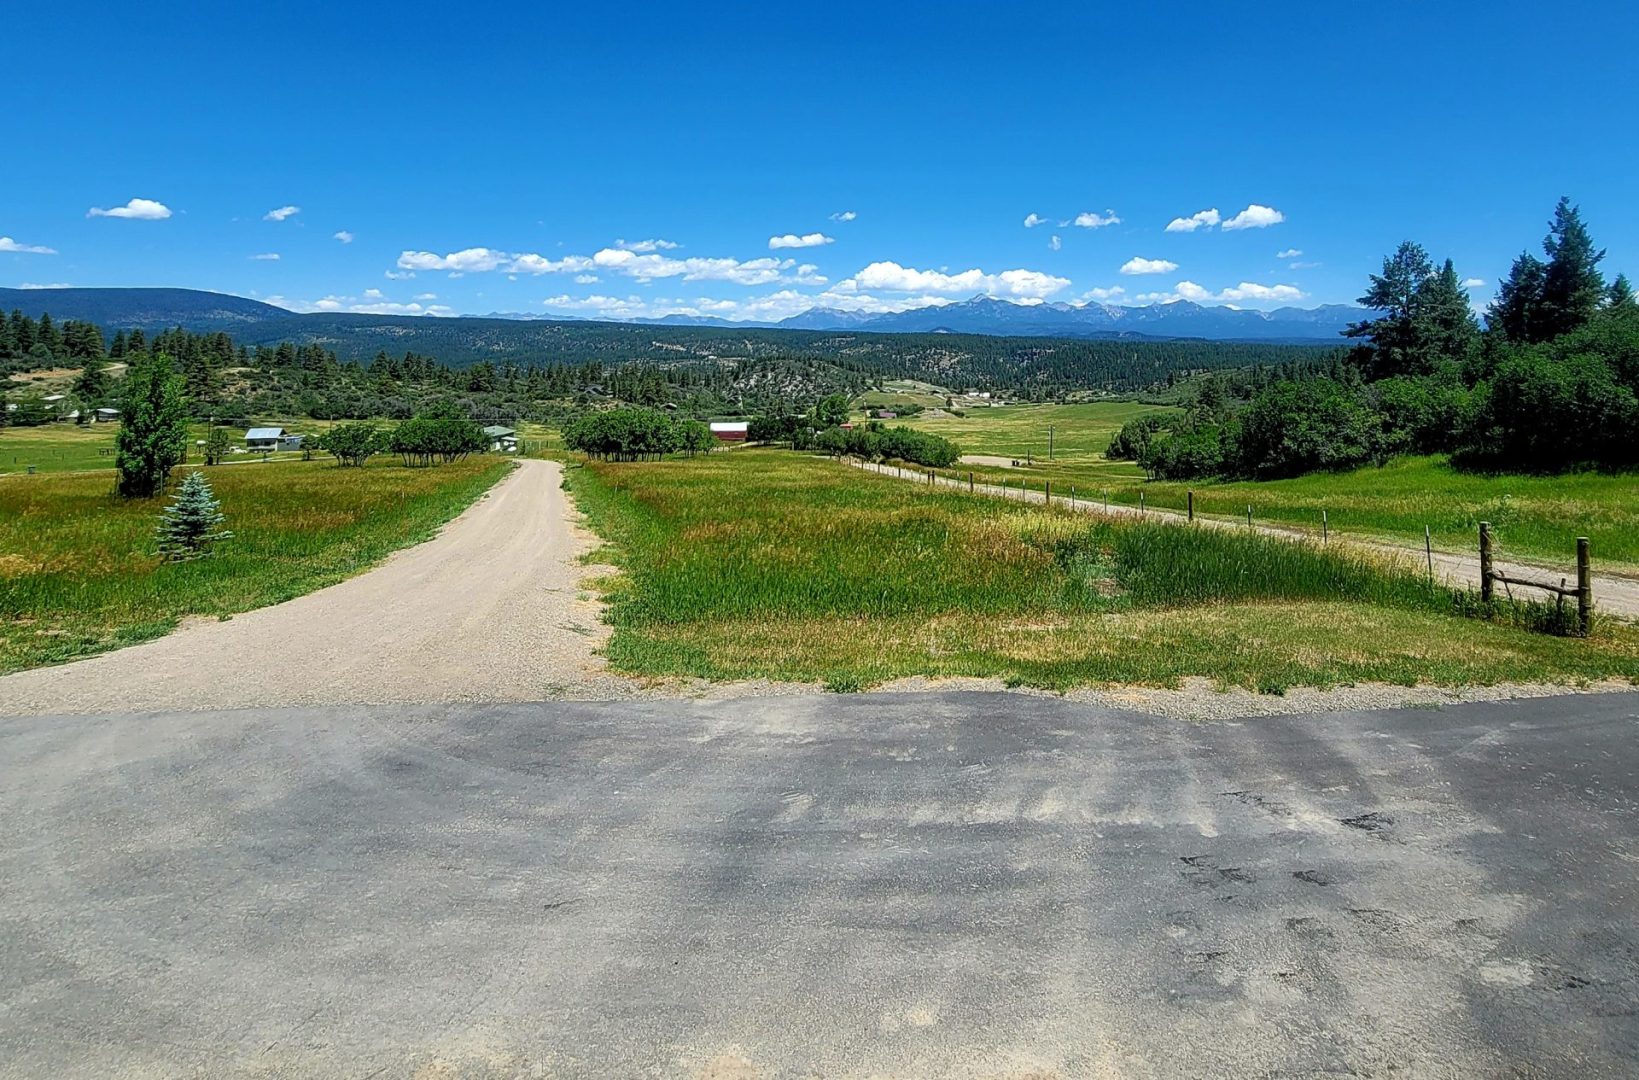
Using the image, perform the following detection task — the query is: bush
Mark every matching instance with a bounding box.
[562,407,707,460]
[1106,415,1168,460]
[317,422,383,467]
[1141,425,1226,480]
[1230,378,1385,479]
[389,415,487,466]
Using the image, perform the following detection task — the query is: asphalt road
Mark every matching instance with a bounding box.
[2,691,1636,1078]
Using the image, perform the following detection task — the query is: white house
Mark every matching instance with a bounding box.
[244,427,285,452]
[483,425,519,452]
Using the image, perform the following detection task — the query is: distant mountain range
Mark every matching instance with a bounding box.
[2,287,1366,345]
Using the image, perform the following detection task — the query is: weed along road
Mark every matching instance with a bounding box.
[0,459,630,716]
[853,459,1639,619]
[1,691,1635,1077]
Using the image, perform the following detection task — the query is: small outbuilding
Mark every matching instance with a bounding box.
[244,427,286,452]
[483,425,519,452]
[709,421,749,443]
[93,408,120,423]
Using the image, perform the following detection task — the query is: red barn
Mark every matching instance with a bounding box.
[709,421,749,442]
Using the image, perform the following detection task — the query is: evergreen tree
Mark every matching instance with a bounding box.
[109,329,129,358]
[156,470,231,561]
[1345,241,1437,377]
[115,352,191,497]
[1538,196,1606,340]
[1608,273,1636,313]
[35,312,61,355]
[72,356,112,404]
[1420,258,1480,363]
[1488,251,1548,343]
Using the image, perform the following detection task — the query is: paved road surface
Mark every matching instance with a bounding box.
[855,460,1639,618]
[3,691,1635,1077]
[0,459,630,716]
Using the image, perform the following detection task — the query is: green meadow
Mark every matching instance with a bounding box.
[892,402,1639,570]
[565,449,1639,693]
[0,456,509,674]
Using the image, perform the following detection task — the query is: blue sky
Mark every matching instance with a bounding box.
[5,1,1636,322]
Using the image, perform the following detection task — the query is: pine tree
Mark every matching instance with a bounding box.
[1419,258,1480,363]
[1608,273,1636,313]
[1539,196,1606,340]
[1345,241,1436,377]
[72,356,112,404]
[1488,251,1548,343]
[115,352,191,497]
[156,471,231,561]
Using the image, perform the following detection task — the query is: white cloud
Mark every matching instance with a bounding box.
[1462,277,1486,288]
[1023,213,1047,228]
[849,260,1070,299]
[1120,257,1178,276]
[541,286,959,324]
[829,210,857,222]
[87,197,172,220]
[1083,286,1126,301]
[573,274,599,284]
[1288,260,1321,270]
[397,245,812,286]
[263,205,300,222]
[768,232,834,250]
[16,282,72,290]
[333,230,355,244]
[0,237,56,255]
[1165,208,1220,233]
[249,252,281,261]
[614,238,680,252]
[279,293,455,317]
[1276,248,1302,259]
[1222,204,1285,230]
[1072,210,1121,229]
[413,292,438,301]
[385,269,415,280]
[1049,235,1062,251]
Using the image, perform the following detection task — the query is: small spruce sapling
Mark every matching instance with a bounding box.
[156,471,232,561]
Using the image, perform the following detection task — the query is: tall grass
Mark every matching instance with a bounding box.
[0,457,509,673]
[563,450,1639,691]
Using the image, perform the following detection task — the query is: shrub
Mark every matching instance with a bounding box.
[389,415,487,466]
[1106,415,1168,460]
[1230,378,1385,479]
[317,422,383,467]
[562,407,684,460]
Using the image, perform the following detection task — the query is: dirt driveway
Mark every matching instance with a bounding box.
[0,459,634,716]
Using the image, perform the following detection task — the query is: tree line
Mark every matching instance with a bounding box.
[1110,197,1636,479]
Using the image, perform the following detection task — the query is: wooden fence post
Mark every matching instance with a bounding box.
[1479,522,1494,604]
[1322,510,1328,543]
[1187,490,1194,522]
[1425,526,1433,583]
[1578,537,1592,634]
[1045,481,1051,505]
[969,471,974,493]
[1139,491,1145,514]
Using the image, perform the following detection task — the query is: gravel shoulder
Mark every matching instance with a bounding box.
[0,459,636,716]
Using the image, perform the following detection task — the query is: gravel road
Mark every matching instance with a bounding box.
[0,459,633,716]
[856,459,1639,618]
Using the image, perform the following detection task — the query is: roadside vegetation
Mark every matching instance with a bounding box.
[565,450,1639,693]
[0,456,508,674]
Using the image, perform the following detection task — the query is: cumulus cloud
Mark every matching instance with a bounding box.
[1288,260,1321,270]
[829,210,857,222]
[1120,257,1178,276]
[768,232,834,250]
[542,287,958,324]
[16,282,71,289]
[1276,248,1302,259]
[614,238,679,252]
[1179,280,1305,303]
[413,292,437,300]
[1462,277,1486,288]
[1165,208,1220,233]
[848,260,1070,299]
[573,274,599,284]
[397,245,815,286]
[277,292,455,317]
[1023,213,1047,228]
[0,237,56,254]
[1083,286,1126,301]
[385,269,415,280]
[1222,204,1285,230]
[249,252,280,261]
[263,205,301,222]
[333,230,354,244]
[87,197,172,220]
[1072,210,1121,229]
[1049,235,1061,251]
